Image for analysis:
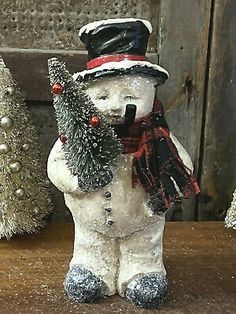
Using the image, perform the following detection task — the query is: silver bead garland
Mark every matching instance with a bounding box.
[14,188,25,199]
[0,56,53,239]
[0,143,10,154]
[9,160,22,173]
[0,116,13,129]
[5,86,15,96]
[22,143,30,151]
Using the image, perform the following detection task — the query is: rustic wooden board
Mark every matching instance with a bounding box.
[0,222,235,313]
[0,0,158,52]
[157,0,212,220]
[198,0,236,220]
[0,49,88,101]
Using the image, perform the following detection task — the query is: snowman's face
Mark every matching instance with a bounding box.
[85,74,157,124]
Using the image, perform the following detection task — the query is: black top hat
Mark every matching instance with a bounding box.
[75,18,169,85]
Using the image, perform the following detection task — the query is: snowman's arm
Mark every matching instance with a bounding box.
[47,138,80,194]
[170,132,194,172]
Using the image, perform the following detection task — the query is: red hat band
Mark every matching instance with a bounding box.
[87,54,147,70]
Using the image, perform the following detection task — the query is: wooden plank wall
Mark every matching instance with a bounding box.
[157,0,212,220]
[198,0,236,220]
[0,0,235,221]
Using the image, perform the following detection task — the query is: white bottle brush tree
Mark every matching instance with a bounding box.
[225,189,236,230]
[0,56,53,239]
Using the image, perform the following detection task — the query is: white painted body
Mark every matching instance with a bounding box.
[48,135,192,295]
[47,75,193,295]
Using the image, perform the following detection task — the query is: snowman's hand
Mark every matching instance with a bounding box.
[170,132,193,171]
[47,139,80,194]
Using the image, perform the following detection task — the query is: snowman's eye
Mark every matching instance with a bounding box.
[97,95,108,100]
[124,95,138,101]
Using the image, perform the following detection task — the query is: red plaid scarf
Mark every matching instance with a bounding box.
[118,98,200,212]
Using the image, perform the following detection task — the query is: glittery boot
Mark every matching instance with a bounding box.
[125,273,168,309]
[64,265,107,303]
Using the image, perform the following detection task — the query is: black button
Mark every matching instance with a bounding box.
[105,191,112,198]
[106,219,114,226]
[104,207,112,213]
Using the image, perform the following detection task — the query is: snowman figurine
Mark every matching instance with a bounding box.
[47,18,199,309]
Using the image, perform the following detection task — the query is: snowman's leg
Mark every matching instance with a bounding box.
[64,222,118,302]
[117,214,168,309]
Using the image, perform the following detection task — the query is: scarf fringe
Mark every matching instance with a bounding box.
[121,98,200,212]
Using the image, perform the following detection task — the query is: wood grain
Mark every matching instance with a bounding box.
[0,222,235,314]
[0,49,88,102]
[197,0,236,220]
[156,0,212,220]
